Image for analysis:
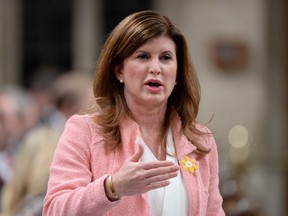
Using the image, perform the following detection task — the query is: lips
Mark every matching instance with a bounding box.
[144,79,163,87]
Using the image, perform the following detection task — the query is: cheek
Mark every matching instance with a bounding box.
[166,67,178,89]
[169,65,178,81]
[166,72,177,87]
[123,63,146,80]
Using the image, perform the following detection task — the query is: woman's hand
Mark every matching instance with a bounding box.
[111,144,180,197]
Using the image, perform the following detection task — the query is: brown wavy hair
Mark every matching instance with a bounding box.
[92,10,210,155]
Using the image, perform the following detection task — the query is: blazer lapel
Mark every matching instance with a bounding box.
[113,115,141,172]
[171,113,200,216]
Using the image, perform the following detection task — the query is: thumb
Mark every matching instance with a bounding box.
[128,144,144,162]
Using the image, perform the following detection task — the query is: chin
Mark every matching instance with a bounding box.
[143,98,167,107]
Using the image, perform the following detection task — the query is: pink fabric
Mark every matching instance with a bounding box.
[43,113,225,216]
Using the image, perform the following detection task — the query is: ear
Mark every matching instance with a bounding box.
[114,65,123,81]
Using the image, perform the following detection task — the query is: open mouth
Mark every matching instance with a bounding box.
[146,82,161,87]
[145,80,162,88]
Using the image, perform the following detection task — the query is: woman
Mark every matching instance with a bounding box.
[1,72,93,216]
[43,10,225,216]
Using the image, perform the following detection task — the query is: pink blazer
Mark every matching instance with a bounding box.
[43,113,225,216]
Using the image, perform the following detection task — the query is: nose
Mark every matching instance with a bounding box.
[148,59,161,74]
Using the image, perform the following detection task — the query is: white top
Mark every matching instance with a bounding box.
[138,128,189,216]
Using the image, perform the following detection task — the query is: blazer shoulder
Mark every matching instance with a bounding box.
[65,114,104,143]
[195,123,217,151]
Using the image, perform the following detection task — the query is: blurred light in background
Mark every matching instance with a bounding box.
[228,125,251,164]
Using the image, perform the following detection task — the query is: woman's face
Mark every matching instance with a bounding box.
[116,35,177,109]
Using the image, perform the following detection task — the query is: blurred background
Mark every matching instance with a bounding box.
[0,0,287,215]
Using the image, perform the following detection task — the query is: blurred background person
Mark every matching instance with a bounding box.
[0,71,93,216]
[0,86,39,188]
[27,66,63,128]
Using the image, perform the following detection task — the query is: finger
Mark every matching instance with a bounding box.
[127,144,144,162]
[144,170,178,185]
[143,164,180,178]
[141,160,177,170]
[145,180,171,192]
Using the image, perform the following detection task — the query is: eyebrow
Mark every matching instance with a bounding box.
[134,50,174,55]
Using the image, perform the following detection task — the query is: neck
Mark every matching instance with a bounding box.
[127,101,168,160]
[130,106,166,132]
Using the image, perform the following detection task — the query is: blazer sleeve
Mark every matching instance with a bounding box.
[205,128,226,216]
[43,115,119,216]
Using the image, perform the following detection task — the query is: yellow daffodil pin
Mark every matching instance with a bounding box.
[180,156,198,173]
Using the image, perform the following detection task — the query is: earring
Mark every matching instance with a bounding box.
[120,79,123,83]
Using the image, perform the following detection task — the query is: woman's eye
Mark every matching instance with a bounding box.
[137,54,149,60]
[161,55,172,61]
